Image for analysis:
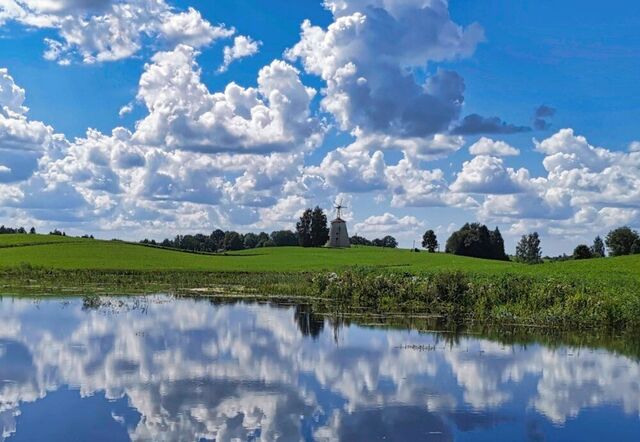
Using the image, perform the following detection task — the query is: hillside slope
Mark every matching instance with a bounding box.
[0,234,639,285]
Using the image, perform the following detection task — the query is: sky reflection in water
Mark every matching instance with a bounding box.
[0,295,639,441]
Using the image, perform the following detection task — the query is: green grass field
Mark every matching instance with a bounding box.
[2,233,640,329]
[0,233,639,284]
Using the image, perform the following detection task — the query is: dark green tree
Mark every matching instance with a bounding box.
[421,230,438,252]
[350,235,372,246]
[29,227,36,235]
[223,231,244,251]
[296,209,313,247]
[243,233,260,249]
[210,229,226,250]
[445,223,508,260]
[515,232,542,264]
[605,226,640,256]
[573,244,593,260]
[489,227,509,261]
[591,236,605,258]
[310,206,330,247]
[256,232,270,247]
[381,235,398,248]
[270,230,298,246]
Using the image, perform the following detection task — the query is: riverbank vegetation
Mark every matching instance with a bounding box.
[1,233,640,330]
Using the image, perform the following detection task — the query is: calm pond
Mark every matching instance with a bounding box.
[0,295,639,441]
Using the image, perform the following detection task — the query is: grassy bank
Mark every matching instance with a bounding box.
[1,234,639,329]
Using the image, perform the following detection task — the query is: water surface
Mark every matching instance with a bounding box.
[0,295,639,441]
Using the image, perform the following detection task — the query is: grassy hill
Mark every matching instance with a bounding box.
[1,233,639,284]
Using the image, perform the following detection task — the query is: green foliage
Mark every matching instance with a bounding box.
[223,232,244,251]
[372,236,398,248]
[606,226,640,256]
[591,235,606,258]
[445,223,508,261]
[311,206,330,246]
[0,234,639,329]
[270,230,298,246]
[297,207,330,247]
[421,230,438,252]
[573,244,593,260]
[516,232,542,264]
[296,208,313,247]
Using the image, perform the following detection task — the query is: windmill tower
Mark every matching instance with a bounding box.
[326,200,351,248]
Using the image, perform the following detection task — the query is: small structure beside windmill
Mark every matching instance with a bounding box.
[326,201,351,248]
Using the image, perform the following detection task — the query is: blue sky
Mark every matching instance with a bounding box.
[1,0,639,255]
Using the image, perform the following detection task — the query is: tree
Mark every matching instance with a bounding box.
[210,229,226,251]
[256,232,270,247]
[445,223,509,261]
[573,244,593,260]
[296,209,313,247]
[515,232,542,264]
[489,227,508,261]
[29,227,36,235]
[223,231,244,251]
[243,233,260,249]
[605,226,640,256]
[381,235,398,248]
[270,230,298,246]
[350,235,372,246]
[421,230,438,252]
[591,236,605,258]
[310,206,330,247]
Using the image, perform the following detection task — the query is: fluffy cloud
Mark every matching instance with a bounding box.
[218,35,262,73]
[1,40,323,233]
[2,0,235,63]
[0,69,67,184]
[451,155,528,195]
[476,129,640,235]
[287,0,482,153]
[354,212,423,235]
[134,45,321,154]
[468,137,520,157]
[306,144,387,193]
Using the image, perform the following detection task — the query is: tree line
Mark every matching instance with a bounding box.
[141,206,399,252]
[419,224,640,264]
[141,229,299,252]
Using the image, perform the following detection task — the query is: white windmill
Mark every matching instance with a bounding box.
[326,199,351,248]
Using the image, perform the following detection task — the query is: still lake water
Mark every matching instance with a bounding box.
[0,295,639,441]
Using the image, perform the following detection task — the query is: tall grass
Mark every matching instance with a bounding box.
[311,268,640,329]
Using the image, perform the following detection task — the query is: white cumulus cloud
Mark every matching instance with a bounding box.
[218,35,262,73]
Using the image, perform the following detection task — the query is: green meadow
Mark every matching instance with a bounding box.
[1,233,639,329]
[0,233,638,281]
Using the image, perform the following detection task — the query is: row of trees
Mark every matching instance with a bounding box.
[420,224,640,264]
[0,226,36,235]
[141,229,299,252]
[350,235,398,248]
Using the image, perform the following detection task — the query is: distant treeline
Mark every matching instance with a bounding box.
[0,226,67,236]
[140,206,399,253]
[141,229,398,252]
[0,226,35,235]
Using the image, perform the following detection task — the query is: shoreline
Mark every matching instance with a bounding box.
[2,265,638,331]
